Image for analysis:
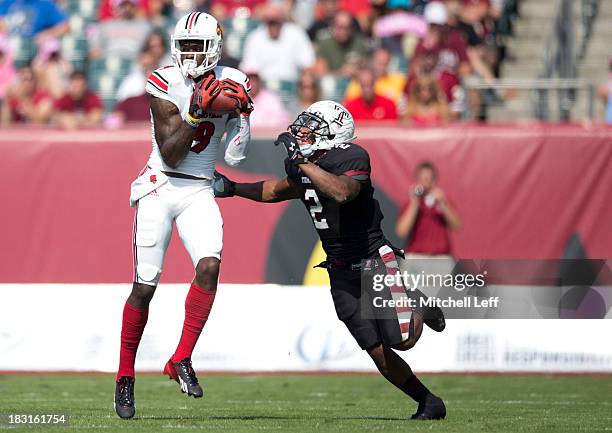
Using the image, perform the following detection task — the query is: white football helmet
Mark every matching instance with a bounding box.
[171,12,223,79]
[289,100,356,157]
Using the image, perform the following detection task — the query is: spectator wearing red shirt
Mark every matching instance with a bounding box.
[98,0,149,20]
[405,3,471,118]
[0,66,52,125]
[210,0,267,20]
[395,161,461,277]
[343,69,398,121]
[413,2,471,78]
[112,94,151,124]
[54,71,103,130]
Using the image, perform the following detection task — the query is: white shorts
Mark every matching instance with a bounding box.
[132,177,223,285]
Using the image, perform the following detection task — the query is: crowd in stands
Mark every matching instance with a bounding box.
[0,0,523,129]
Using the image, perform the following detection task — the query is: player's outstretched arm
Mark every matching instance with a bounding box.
[238,177,300,203]
[299,162,361,204]
[151,97,198,168]
[213,171,300,203]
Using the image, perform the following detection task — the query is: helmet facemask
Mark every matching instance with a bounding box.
[171,37,221,79]
[289,111,334,157]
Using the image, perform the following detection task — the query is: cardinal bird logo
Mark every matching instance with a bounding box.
[150,175,157,184]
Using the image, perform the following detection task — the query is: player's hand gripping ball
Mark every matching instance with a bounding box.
[188,74,221,124]
[219,79,254,115]
[275,132,307,165]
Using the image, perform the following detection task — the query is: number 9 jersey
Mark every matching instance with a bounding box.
[145,64,251,179]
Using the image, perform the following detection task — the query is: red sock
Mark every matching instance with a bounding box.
[116,302,149,380]
[171,282,216,362]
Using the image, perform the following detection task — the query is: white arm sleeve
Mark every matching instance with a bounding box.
[224,113,251,167]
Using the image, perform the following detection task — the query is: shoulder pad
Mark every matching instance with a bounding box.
[215,66,250,92]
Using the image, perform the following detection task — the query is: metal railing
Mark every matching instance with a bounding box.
[578,0,600,60]
[538,0,601,120]
[463,78,595,121]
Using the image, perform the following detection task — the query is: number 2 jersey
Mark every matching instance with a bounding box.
[144,64,251,179]
[285,143,387,261]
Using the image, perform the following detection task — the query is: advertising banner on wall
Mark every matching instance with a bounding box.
[1,284,611,373]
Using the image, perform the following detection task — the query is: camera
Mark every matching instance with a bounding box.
[414,184,425,197]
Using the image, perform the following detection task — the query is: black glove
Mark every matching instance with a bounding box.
[274,132,307,165]
[212,171,236,198]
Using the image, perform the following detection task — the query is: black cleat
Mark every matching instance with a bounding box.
[164,357,204,398]
[410,401,425,419]
[114,376,135,419]
[424,305,446,332]
[410,393,446,420]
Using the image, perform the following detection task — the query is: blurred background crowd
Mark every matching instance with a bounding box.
[0,0,609,130]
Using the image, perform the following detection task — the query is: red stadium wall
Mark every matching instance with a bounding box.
[1,124,611,284]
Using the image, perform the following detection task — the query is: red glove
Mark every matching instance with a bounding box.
[220,79,254,115]
[188,74,221,125]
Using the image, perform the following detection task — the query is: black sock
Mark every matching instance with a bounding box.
[399,375,430,403]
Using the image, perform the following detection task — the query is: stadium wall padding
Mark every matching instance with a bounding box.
[0,125,611,284]
[1,284,611,372]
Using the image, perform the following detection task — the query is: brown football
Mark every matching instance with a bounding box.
[207,80,240,114]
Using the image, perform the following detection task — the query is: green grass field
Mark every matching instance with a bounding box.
[1,374,611,432]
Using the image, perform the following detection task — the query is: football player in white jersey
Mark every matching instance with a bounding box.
[114,12,252,419]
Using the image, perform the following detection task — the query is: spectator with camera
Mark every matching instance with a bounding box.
[396,161,461,276]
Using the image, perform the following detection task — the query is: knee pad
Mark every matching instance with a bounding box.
[136,263,162,285]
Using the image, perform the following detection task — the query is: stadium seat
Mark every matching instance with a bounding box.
[221,17,260,60]
[78,0,98,21]
[88,55,133,112]
[104,56,132,75]
[265,79,298,109]
[9,35,37,68]
[390,55,410,74]
[61,35,88,71]
[319,75,350,102]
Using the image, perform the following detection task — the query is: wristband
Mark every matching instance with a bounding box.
[185,112,202,128]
